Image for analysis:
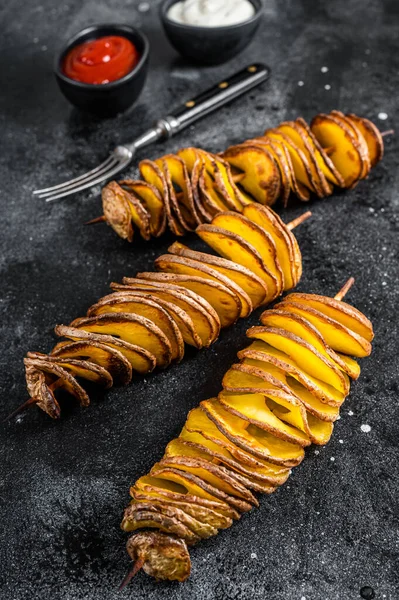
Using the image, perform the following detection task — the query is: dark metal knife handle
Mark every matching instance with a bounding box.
[160,63,271,136]
[131,63,270,151]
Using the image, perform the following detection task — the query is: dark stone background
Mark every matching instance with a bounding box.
[1,0,398,599]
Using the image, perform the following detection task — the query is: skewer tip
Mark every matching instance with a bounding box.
[381,129,394,137]
[2,397,38,423]
[84,215,107,226]
[287,210,312,230]
[334,277,355,301]
[118,558,145,591]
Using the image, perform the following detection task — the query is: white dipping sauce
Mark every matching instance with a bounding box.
[167,0,255,27]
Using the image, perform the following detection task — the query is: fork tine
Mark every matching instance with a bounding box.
[35,157,120,199]
[33,154,116,196]
[43,156,132,202]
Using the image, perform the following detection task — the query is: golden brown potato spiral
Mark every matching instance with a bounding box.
[121,281,373,583]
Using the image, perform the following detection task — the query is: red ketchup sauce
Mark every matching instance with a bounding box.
[62,36,140,84]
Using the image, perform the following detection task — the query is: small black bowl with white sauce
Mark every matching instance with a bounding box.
[160,0,263,65]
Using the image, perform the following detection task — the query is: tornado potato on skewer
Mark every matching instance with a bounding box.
[9,204,311,420]
[120,277,373,584]
[90,112,389,241]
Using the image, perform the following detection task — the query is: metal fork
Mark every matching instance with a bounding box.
[33,63,270,202]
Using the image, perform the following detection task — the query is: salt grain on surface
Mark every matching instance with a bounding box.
[378,112,388,120]
[298,81,304,86]
[348,410,354,416]
[321,66,328,73]
[138,2,150,11]
[251,552,257,559]
[330,457,335,461]
[361,424,371,433]
[324,84,331,90]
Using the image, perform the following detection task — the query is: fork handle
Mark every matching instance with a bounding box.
[131,63,270,151]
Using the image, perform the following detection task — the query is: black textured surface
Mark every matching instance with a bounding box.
[1,1,398,599]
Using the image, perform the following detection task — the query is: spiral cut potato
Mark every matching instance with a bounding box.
[97,111,385,241]
[15,204,308,419]
[120,280,373,584]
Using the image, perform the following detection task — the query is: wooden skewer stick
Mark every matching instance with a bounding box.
[287,210,312,230]
[118,558,145,591]
[3,378,63,422]
[85,215,107,226]
[232,172,246,183]
[2,397,38,422]
[334,277,355,301]
[381,129,394,137]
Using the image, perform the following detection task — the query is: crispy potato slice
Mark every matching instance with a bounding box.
[133,475,239,520]
[170,437,278,495]
[198,162,230,215]
[151,255,247,320]
[27,352,113,388]
[211,211,284,294]
[24,361,61,418]
[168,241,268,308]
[126,532,191,582]
[211,154,244,211]
[201,398,305,467]
[310,114,364,187]
[125,501,217,540]
[277,121,332,197]
[178,429,286,489]
[140,159,184,236]
[131,488,232,530]
[275,300,371,357]
[330,110,370,179]
[220,385,333,446]
[102,181,134,242]
[161,154,200,228]
[150,463,252,513]
[244,137,292,206]
[69,313,172,368]
[130,277,221,337]
[109,285,203,349]
[159,454,258,506]
[54,324,155,374]
[238,341,344,408]
[242,204,300,289]
[122,509,200,543]
[225,362,339,423]
[120,277,219,347]
[282,293,374,342]
[223,144,281,206]
[135,272,241,327]
[295,117,344,187]
[24,356,90,406]
[155,156,192,231]
[259,309,357,379]
[110,283,213,349]
[196,224,278,301]
[197,149,242,212]
[184,407,291,480]
[247,326,348,394]
[120,184,151,240]
[177,148,213,223]
[87,293,184,362]
[219,390,312,446]
[50,339,132,385]
[119,179,166,237]
[152,257,252,319]
[346,114,384,168]
[265,129,316,194]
